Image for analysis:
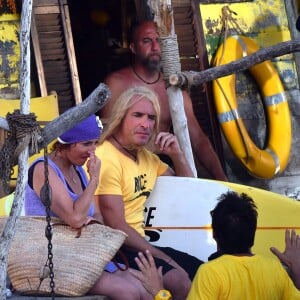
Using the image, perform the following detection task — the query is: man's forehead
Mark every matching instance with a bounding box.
[129,98,155,112]
[137,22,159,38]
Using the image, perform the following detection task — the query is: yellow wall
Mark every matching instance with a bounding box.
[200,0,290,54]
[0,13,20,98]
[200,0,296,90]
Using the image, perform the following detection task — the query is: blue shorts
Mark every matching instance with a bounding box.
[104,261,125,273]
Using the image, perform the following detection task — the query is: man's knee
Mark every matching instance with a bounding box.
[163,269,191,298]
[115,284,141,300]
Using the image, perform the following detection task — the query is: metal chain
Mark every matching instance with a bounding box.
[39,133,55,299]
[0,130,16,194]
[0,110,42,194]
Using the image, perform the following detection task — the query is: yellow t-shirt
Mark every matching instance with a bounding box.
[187,254,300,300]
[95,140,168,236]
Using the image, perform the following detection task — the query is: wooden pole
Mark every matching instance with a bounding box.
[169,39,300,87]
[148,0,197,177]
[0,0,32,298]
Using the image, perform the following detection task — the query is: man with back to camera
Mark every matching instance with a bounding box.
[187,191,300,299]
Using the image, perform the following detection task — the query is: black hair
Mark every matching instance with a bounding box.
[51,141,72,152]
[211,191,258,254]
[128,20,140,44]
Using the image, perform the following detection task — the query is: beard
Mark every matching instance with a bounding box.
[141,55,161,73]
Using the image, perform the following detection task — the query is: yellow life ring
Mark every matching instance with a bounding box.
[212,35,291,179]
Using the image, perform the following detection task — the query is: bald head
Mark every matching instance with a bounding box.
[130,20,158,44]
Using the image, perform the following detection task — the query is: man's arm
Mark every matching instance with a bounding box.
[182,91,227,181]
[96,194,186,272]
[97,195,173,259]
[100,72,125,119]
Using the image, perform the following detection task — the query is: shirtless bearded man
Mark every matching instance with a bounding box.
[101,20,227,181]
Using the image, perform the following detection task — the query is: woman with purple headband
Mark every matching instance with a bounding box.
[25,114,153,300]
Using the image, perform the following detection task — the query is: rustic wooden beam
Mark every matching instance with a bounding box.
[169,39,300,87]
[41,83,110,148]
[0,82,111,153]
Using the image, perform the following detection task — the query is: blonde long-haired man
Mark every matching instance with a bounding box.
[95,86,203,300]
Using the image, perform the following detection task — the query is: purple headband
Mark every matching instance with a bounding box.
[58,115,102,144]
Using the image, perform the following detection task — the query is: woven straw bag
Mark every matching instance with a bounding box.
[0,216,127,296]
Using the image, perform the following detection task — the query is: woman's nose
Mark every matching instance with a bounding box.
[90,144,97,151]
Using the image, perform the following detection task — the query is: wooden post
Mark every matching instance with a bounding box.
[148,0,197,177]
[0,1,32,298]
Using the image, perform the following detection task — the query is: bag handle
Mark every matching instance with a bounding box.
[52,219,103,238]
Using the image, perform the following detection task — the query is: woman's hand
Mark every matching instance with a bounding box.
[129,250,164,297]
[86,152,101,184]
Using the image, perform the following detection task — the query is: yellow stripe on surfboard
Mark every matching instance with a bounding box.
[145,226,300,230]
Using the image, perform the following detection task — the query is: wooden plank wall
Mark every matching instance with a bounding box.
[32,0,78,113]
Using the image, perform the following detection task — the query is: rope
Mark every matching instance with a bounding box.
[219,5,244,64]
[0,109,42,194]
[160,36,181,82]
[221,6,244,37]
[159,31,197,175]
[214,6,250,162]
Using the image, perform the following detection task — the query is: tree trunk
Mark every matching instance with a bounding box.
[0,0,32,298]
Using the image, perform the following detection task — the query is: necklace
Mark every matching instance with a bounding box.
[111,135,138,161]
[68,166,77,184]
[132,67,161,84]
[51,153,77,184]
[71,167,77,184]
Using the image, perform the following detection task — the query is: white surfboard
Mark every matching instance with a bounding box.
[144,176,300,262]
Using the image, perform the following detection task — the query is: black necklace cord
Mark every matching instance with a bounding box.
[132,67,161,85]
